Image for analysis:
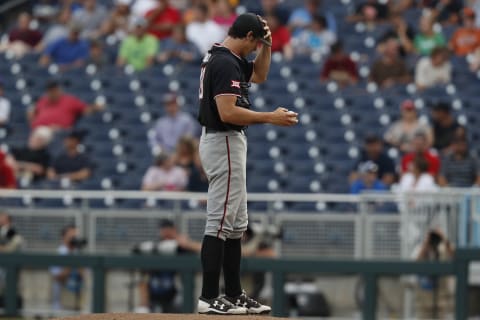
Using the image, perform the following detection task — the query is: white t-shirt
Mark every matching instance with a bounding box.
[398,172,438,192]
[131,0,157,17]
[186,20,225,55]
[0,96,11,124]
[142,165,188,191]
[415,57,451,88]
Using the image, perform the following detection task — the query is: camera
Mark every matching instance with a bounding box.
[69,237,87,249]
[428,230,443,248]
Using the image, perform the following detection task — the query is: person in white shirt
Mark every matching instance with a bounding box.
[399,156,438,192]
[142,153,188,191]
[186,3,225,55]
[0,83,11,126]
[415,46,452,90]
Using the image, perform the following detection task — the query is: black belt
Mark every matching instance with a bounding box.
[205,128,245,134]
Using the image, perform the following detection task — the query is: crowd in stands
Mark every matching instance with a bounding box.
[0,0,480,196]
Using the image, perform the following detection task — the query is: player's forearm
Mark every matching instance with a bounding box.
[220,105,273,126]
[253,44,271,83]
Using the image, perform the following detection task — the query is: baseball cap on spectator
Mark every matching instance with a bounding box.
[401,99,415,111]
[432,102,451,113]
[228,13,270,46]
[158,219,175,229]
[358,161,378,174]
[463,7,476,18]
[131,16,148,28]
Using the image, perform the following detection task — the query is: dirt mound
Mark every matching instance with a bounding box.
[53,313,292,320]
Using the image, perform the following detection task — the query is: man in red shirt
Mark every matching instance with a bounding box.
[401,132,440,176]
[145,0,181,40]
[0,150,16,189]
[28,81,103,130]
[265,11,293,59]
[321,41,359,86]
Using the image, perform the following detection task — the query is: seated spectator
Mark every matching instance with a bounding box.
[401,132,441,176]
[347,0,390,30]
[173,136,208,191]
[71,0,107,39]
[350,135,396,186]
[369,38,411,87]
[157,24,199,63]
[99,0,132,40]
[39,24,89,70]
[186,4,225,55]
[145,0,181,40]
[253,0,290,26]
[399,156,438,192]
[0,213,24,252]
[35,9,71,52]
[430,102,465,153]
[0,82,11,127]
[149,93,199,153]
[377,14,415,57]
[395,0,463,24]
[28,80,103,130]
[292,14,336,56]
[450,7,480,56]
[0,150,16,189]
[117,17,158,71]
[266,10,293,60]
[141,153,188,191]
[87,40,108,68]
[47,131,93,183]
[0,12,43,58]
[350,161,388,194]
[49,225,85,311]
[384,99,433,153]
[288,0,337,36]
[212,0,237,33]
[438,136,480,187]
[320,42,358,86]
[414,14,446,55]
[415,46,452,90]
[11,126,52,182]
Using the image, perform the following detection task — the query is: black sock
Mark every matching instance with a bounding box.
[201,235,224,299]
[223,237,242,297]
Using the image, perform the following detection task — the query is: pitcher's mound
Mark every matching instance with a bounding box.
[53,313,292,320]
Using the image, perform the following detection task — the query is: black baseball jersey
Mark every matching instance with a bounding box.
[198,44,254,132]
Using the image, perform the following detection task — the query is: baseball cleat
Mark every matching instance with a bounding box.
[223,290,272,314]
[197,296,247,315]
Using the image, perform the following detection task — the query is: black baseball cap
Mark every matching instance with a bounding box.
[229,13,270,46]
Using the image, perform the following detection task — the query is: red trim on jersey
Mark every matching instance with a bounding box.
[217,136,231,238]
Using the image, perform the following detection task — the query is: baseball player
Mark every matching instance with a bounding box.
[197,13,298,315]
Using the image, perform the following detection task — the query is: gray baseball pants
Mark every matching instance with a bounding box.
[199,127,248,241]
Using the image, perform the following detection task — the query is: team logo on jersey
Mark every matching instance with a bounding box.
[231,80,241,88]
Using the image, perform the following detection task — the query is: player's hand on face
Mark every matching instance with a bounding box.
[271,107,298,126]
[257,15,272,46]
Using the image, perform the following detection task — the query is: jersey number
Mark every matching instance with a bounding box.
[199,66,206,99]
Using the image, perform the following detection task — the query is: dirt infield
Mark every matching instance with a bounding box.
[53,314,292,320]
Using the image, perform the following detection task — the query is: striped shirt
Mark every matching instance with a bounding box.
[441,154,479,187]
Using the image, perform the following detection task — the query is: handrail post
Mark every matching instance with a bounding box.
[92,261,106,313]
[455,257,469,320]
[5,264,19,316]
[363,273,377,320]
[272,270,285,317]
[181,270,195,313]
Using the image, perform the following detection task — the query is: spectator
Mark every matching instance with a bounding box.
[384,99,433,153]
[253,0,290,26]
[136,219,201,313]
[186,4,225,55]
[142,153,188,191]
[145,0,181,40]
[395,0,463,24]
[347,0,390,30]
[413,229,454,319]
[0,213,24,252]
[292,14,336,56]
[100,0,132,39]
[369,38,411,87]
[39,24,89,70]
[399,156,438,192]
[0,82,11,127]
[430,102,465,153]
[377,14,415,57]
[415,46,452,90]
[47,131,93,183]
[157,24,199,63]
[401,132,441,176]
[117,17,158,71]
[11,126,53,182]
[49,225,85,311]
[288,0,337,36]
[414,14,446,55]
[266,11,294,60]
[173,136,208,192]
[0,12,43,58]
[350,161,388,194]
[450,7,480,56]
[71,0,108,39]
[320,41,359,86]
[28,80,103,130]
[0,150,16,189]
[212,0,238,34]
[149,93,198,153]
[350,135,396,186]
[87,40,108,68]
[35,9,71,52]
[438,136,480,187]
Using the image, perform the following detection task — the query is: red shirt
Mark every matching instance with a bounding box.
[32,94,87,129]
[271,26,291,53]
[0,151,16,188]
[321,55,359,80]
[145,6,181,40]
[9,28,43,47]
[401,151,441,176]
